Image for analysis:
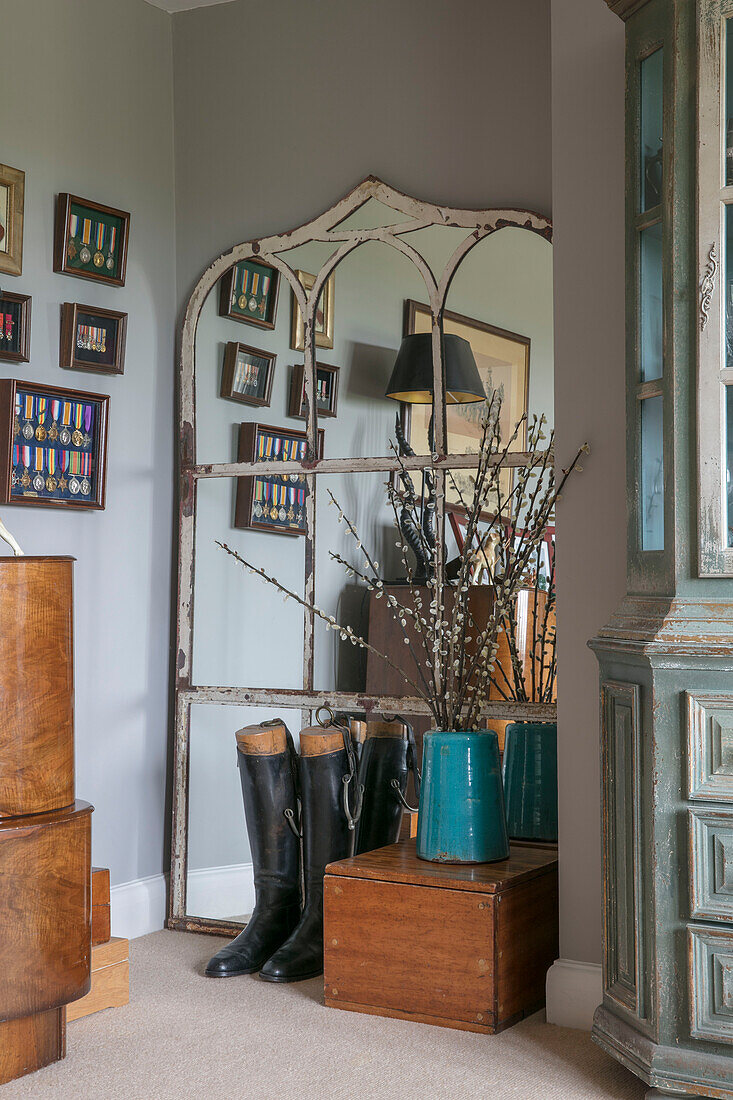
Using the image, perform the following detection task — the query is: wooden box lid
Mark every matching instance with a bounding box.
[326,838,557,895]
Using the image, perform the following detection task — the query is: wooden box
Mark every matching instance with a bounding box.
[366,585,493,699]
[91,867,111,946]
[0,558,74,819]
[324,839,558,1033]
[66,937,129,1023]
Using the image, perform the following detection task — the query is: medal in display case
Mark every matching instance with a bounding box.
[0,379,109,509]
[288,361,339,419]
[0,290,30,363]
[54,194,130,288]
[234,421,324,536]
[60,302,127,376]
[218,259,280,330]
[220,341,276,407]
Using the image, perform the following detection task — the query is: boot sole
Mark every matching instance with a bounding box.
[258,968,323,983]
[205,965,262,978]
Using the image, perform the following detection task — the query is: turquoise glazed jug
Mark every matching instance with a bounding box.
[416,730,510,863]
[502,721,558,842]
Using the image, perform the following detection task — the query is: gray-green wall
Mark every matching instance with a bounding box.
[172,0,552,304]
[0,0,176,887]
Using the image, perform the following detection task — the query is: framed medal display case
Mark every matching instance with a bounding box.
[234,422,324,535]
[220,341,275,407]
[290,269,335,351]
[0,163,25,277]
[218,259,280,330]
[0,291,30,363]
[60,302,127,376]
[54,194,130,287]
[0,379,109,510]
[288,361,339,419]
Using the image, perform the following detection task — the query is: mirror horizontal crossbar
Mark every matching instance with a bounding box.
[178,686,556,722]
[189,448,552,480]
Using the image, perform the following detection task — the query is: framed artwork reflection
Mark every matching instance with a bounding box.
[402,299,530,512]
[234,421,324,536]
[288,362,339,419]
[0,163,25,277]
[220,342,275,407]
[0,291,30,363]
[60,303,127,376]
[54,194,130,287]
[219,260,279,330]
[290,269,334,351]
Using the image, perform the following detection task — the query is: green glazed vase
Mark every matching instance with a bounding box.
[416,730,510,863]
[501,721,558,842]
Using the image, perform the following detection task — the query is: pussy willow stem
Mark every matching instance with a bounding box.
[217,541,439,723]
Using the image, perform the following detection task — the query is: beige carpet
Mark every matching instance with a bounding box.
[5,930,647,1100]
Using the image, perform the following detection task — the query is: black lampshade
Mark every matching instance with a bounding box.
[385,333,485,404]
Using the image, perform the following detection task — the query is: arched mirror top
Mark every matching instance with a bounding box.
[179,176,552,467]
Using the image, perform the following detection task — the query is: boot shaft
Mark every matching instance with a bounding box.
[235,721,300,898]
[355,719,412,855]
[298,727,351,898]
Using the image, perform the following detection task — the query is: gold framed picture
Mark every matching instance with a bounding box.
[290,269,334,351]
[0,163,25,277]
[403,299,530,511]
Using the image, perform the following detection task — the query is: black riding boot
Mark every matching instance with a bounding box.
[259,726,351,982]
[345,717,366,768]
[355,719,417,855]
[205,721,301,978]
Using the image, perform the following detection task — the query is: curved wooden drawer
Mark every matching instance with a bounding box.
[0,801,92,1022]
[0,557,75,818]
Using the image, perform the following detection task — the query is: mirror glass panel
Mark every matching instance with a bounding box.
[185,205,554,921]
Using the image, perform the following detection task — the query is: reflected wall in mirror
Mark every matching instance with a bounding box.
[173,178,555,930]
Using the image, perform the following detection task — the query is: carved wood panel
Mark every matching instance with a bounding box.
[689,924,733,1043]
[601,680,646,1019]
[690,807,733,921]
[687,693,733,802]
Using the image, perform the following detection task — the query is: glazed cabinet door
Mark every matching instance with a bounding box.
[698,0,733,575]
[625,0,675,594]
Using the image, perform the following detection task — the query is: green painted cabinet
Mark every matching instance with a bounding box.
[597,1,733,1096]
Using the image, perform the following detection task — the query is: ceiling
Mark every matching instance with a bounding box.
[144,0,236,12]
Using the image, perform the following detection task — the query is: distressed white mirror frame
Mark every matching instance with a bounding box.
[169,176,555,934]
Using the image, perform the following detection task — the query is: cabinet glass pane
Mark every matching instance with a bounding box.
[640,222,663,381]
[721,19,726,184]
[640,48,663,211]
[640,395,664,550]
[721,387,726,545]
[726,205,733,369]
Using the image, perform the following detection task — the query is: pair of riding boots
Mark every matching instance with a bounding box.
[205,715,419,983]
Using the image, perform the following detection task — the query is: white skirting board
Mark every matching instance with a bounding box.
[545,959,603,1031]
[110,863,255,940]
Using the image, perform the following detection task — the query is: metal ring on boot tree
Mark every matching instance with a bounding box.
[315,705,335,728]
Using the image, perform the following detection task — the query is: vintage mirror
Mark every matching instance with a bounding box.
[171,178,554,932]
